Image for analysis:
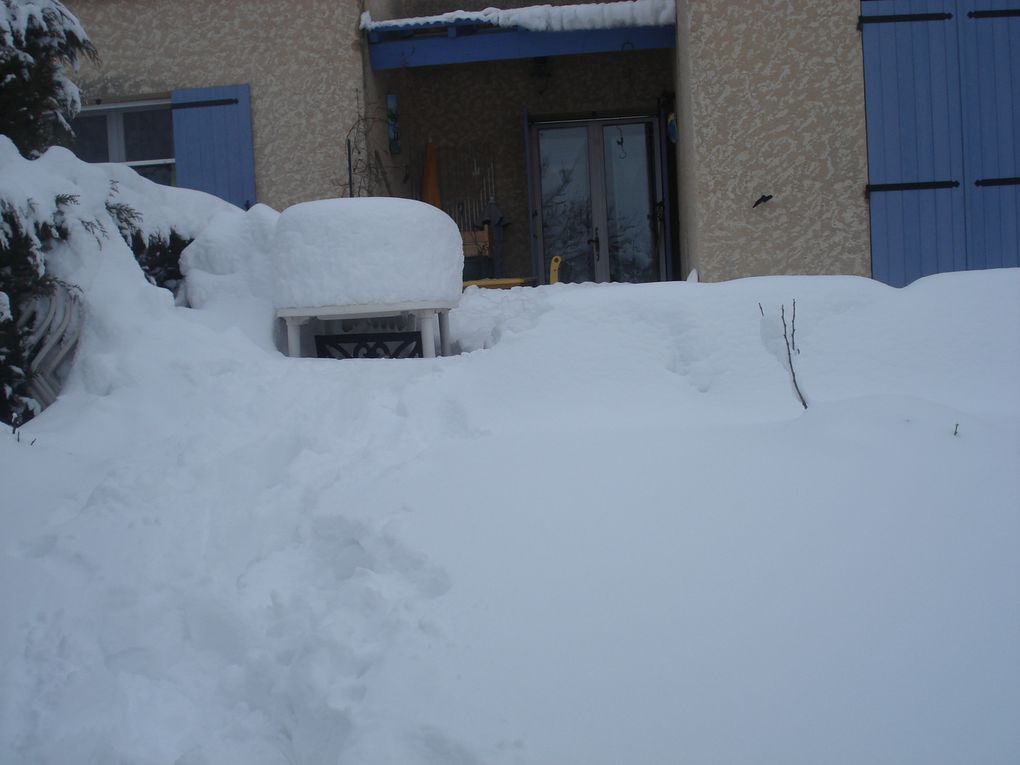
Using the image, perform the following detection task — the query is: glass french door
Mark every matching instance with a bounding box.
[531,117,664,284]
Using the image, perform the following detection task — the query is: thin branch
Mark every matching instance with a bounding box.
[791,299,798,354]
[781,303,808,410]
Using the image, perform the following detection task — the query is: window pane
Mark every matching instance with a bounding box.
[538,126,594,283]
[602,123,658,283]
[68,114,109,163]
[131,162,175,187]
[123,109,174,162]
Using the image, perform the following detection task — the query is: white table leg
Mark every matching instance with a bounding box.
[285,317,306,358]
[419,310,436,358]
[438,310,451,357]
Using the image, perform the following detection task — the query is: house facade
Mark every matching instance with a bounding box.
[66,0,1018,287]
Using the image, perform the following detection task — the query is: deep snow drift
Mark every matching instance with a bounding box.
[1,153,1019,764]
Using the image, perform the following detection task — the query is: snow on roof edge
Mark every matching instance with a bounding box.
[360,0,676,34]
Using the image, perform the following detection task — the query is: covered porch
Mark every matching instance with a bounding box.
[361,1,681,286]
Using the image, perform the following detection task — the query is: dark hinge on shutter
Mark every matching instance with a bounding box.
[866,180,959,195]
[858,13,952,31]
[170,98,240,111]
[975,177,1020,187]
[967,9,1020,19]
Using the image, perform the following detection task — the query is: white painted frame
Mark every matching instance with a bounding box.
[79,101,176,175]
[276,301,457,359]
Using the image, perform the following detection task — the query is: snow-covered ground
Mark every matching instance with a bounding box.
[1,147,1019,763]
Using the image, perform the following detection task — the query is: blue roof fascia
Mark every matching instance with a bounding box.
[367,24,676,70]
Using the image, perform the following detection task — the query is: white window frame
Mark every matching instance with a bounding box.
[80,99,176,176]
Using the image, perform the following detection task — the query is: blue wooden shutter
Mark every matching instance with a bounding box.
[171,84,256,209]
[958,1,1020,271]
[861,0,967,287]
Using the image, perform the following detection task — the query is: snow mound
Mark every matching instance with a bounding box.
[0,135,233,328]
[181,204,279,350]
[0,138,233,253]
[272,197,463,309]
[0,135,237,427]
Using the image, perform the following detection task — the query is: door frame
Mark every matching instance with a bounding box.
[528,112,667,285]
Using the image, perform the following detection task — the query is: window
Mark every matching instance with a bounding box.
[65,85,256,210]
[69,101,176,187]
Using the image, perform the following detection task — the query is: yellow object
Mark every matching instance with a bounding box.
[421,140,441,208]
[548,255,562,284]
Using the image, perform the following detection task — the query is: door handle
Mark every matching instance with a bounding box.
[975,176,1020,187]
[587,227,601,261]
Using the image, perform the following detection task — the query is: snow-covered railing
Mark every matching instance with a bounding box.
[18,282,82,408]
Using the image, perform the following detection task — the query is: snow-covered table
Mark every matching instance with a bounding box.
[272,197,464,360]
[276,300,455,358]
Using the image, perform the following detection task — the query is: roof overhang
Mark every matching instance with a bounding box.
[362,2,676,70]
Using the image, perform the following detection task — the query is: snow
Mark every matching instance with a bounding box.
[272,197,463,309]
[0,136,233,255]
[181,204,280,350]
[361,0,676,33]
[1,145,1019,764]
[0,134,236,424]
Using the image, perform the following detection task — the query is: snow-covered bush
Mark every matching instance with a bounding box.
[0,137,235,426]
[106,186,194,292]
[0,0,95,156]
[1,0,93,425]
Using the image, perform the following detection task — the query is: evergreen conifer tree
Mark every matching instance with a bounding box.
[1,1,94,426]
[0,0,96,156]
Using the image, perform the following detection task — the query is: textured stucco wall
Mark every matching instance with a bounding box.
[67,0,365,211]
[68,0,870,280]
[676,0,871,281]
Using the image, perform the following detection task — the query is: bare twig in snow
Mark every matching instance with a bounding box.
[781,303,808,410]
[791,299,799,354]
